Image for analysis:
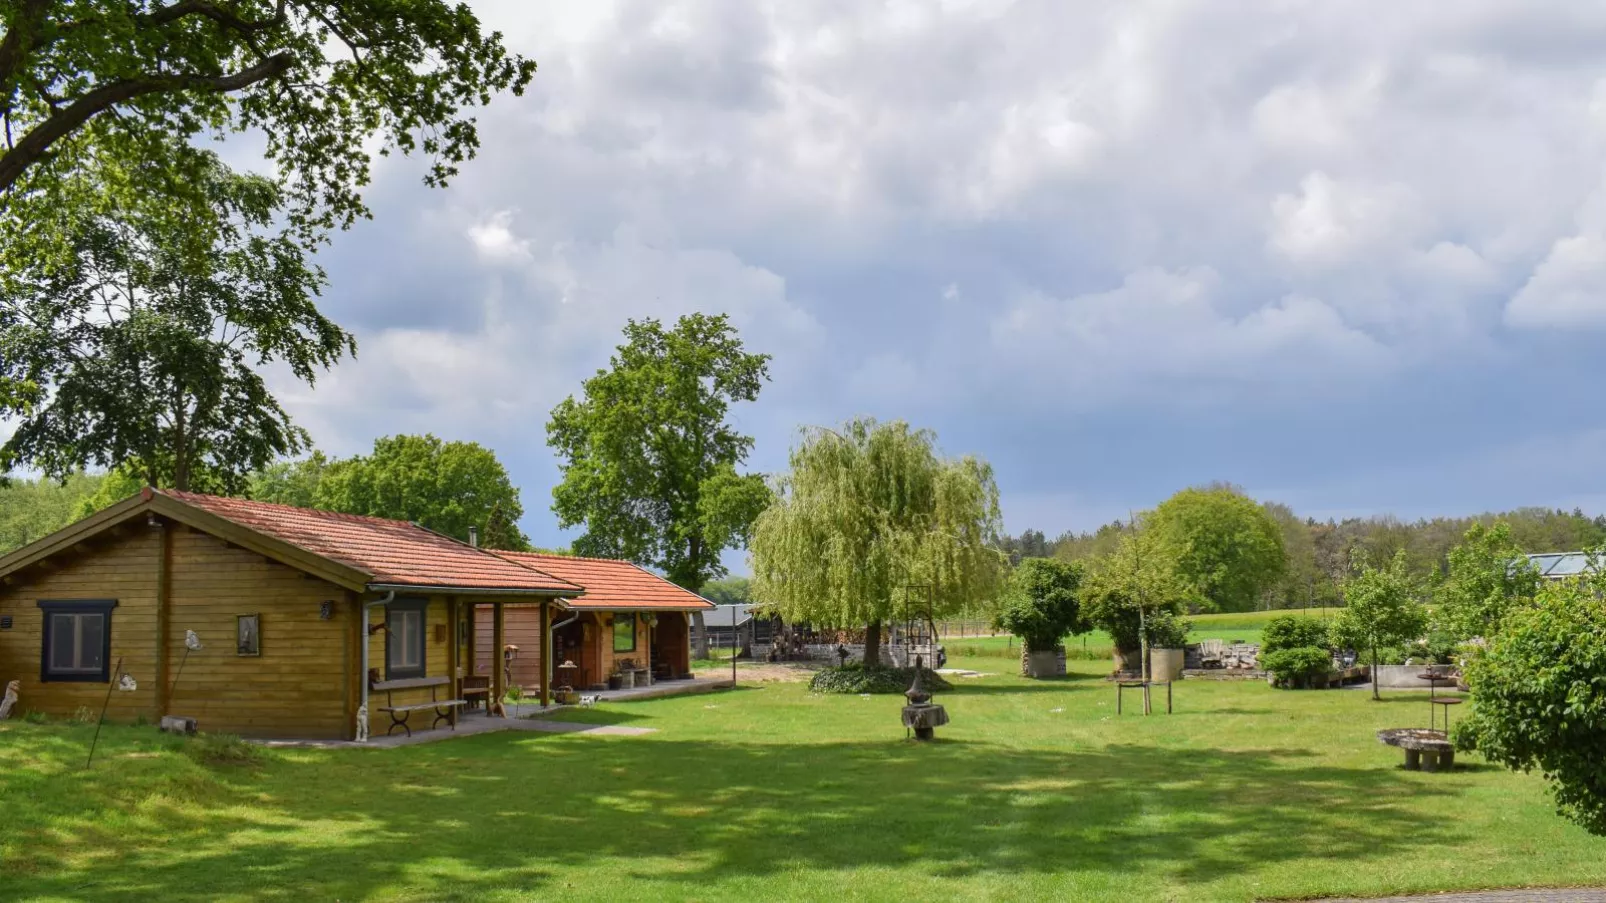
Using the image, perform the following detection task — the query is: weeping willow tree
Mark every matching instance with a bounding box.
[750,418,1007,664]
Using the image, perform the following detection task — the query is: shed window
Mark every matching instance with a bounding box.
[386,599,428,680]
[38,600,117,682]
[613,613,637,653]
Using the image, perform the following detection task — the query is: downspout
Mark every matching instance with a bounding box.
[548,610,580,686]
[359,590,395,742]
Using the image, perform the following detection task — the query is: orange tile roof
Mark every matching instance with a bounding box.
[499,552,716,610]
[160,490,582,595]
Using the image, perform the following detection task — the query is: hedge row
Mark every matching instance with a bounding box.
[809,664,955,695]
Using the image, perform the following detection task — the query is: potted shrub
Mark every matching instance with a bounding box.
[1146,611,1190,681]
[991,559,1086,678]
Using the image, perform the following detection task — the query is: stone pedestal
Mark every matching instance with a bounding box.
[901,703,950,741]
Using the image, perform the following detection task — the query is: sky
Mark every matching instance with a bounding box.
[253,1,1606,557]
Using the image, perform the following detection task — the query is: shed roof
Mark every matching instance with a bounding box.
[498,552,715,611]
[701,604,755,628]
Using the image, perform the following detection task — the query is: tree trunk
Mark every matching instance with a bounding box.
[691,610,709,660]
[863,620,883,668]
[1371,645,1380,701]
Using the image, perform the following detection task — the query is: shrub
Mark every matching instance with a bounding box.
[809,664,954,695]
[1262,615,1328,655]
[1458,577,1606,835]
[183,733,267,767]
[1145,610,1191,648]
[991,558,1085,653]
[1262,647,1334,688]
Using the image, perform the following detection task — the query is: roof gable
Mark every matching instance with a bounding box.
[499,553,715,611]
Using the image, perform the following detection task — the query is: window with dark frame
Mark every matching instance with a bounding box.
[613,612,637,653]
[385,599,428,680]
[38,600,117,682]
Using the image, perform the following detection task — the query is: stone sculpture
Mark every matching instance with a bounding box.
[900,656,950,741]
[355,705,370,743]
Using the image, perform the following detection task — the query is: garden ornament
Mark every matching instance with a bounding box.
[0,680,19,721]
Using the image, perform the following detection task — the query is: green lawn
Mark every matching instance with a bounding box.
[944,609,1346,660]
[4,656,1604,902]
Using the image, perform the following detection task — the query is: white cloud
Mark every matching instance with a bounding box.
[1506,234,1606,327]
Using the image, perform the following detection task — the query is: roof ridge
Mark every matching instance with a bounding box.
[507,551,653,566]
[157,488,420,530]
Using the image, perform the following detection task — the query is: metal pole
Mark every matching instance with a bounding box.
[730,616,737,688]
[86,657,124,769]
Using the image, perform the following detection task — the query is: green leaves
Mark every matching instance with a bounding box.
[1,1,536,242]
[1434,522,1541,644]
[1460,574,1606,835]
[992,558,1086,651]
[749,417,1007,630]
[547,313,770,590]
[0,151,352,493]
[1148,486,1287,612]
[303,434,527,546]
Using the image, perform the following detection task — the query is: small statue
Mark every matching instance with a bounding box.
[355,705,369,743]
[0,680,19,721]
[905,655,931,705]
[836,643,850,667]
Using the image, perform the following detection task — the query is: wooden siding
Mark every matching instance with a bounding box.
[0,525,161,723]
[165,527,349,739]
[474,604,546,690]
[365,595,453,713]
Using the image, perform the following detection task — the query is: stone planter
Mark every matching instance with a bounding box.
[1114,649,1144,675]
[617,670,636,690]
[1024,648,1066,678]
[1149,648,1185,682]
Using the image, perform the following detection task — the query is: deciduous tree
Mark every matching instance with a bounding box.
[992,558,1085,667]
[0,1,535,237]
[1332,551,1428,700]
[1458,570,1606,835]
[547,313,770,658]
[1148,485,1286,612]
[749,418,1007,666]
[310,434,527,546]
[1434,522,1541,644]
[0,154,352,493]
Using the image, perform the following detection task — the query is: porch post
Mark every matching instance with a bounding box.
[539,599,551,708]
[492,601,505,709]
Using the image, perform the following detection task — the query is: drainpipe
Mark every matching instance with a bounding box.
[358,590,395,742]
[548,610,580,686]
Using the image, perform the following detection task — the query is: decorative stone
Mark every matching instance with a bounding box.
[900,655,949,741]
[160,715,198,735]
[355,704,370,743]
[1377,728,1456,772]
[0,680,18,721]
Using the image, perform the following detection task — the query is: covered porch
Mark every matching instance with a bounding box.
[462,604,698,707]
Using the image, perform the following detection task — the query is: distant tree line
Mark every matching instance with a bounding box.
[999,491,1606,611]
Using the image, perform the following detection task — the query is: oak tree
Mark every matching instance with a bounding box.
[547,313,771,658]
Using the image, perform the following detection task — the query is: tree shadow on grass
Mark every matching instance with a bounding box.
[2,720,1475,901]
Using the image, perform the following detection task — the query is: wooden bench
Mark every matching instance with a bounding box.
[370,677,466,737]
[459,675,491,712]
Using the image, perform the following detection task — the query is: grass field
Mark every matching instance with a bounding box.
[943,609,1320,659]
[4,654,1604,902]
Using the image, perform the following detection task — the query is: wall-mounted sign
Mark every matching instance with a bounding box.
[0,615,11,629]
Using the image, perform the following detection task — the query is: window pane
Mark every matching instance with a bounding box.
[403,611,422,667]
[49,614,76,670]
[79,614,104,671]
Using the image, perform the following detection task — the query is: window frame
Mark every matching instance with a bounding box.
[613,612,637,653]
[38,599,118,683]
[385,598,428,680]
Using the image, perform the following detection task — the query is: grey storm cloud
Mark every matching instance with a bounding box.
[271,0,1606,549]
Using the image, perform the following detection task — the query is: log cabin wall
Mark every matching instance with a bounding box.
[166,526,350,738]
[0,523,161,722]
[365,595,454,710]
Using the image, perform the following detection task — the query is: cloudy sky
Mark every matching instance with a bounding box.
[266,0,1606,555]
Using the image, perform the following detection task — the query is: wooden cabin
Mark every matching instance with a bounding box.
[0,488,598,740]
[475,553,713,692]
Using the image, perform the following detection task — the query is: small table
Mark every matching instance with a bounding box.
[1417,671,1461,732]
[1116,679,1172,715]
